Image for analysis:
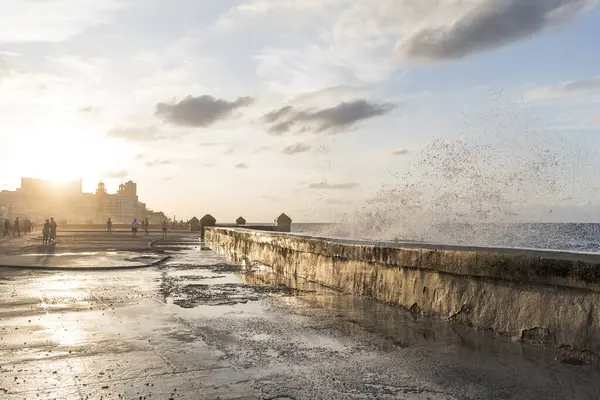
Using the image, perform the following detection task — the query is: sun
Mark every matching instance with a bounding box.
[23,123,111,183]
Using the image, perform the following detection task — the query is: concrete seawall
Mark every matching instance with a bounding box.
[205,227,600,361]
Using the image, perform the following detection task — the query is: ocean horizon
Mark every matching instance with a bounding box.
[290,222,600,254]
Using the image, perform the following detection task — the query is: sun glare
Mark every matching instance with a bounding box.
[25,123,110,182]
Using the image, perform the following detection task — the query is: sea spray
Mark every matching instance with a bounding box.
[326,130,600,247]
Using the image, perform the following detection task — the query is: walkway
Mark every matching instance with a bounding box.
[1,232,600,399]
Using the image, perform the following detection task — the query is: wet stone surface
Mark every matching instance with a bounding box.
[160,263,312,308]
[1,234,600,399]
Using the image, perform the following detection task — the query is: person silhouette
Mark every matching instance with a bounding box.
[12,217,20,236]
[49,217,57,244]
[42,219,50,245]
[131,218,139,236]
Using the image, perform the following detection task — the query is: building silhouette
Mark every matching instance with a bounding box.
[0,178,162,224]
[95,180,146,223]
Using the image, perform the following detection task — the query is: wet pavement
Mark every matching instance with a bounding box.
[0,231,190,269]
[1,233,600,399]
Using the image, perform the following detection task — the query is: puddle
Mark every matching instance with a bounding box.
[155,248,593,370]
[238,267,586,366]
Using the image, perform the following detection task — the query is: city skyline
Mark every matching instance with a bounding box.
[0,177,169,224]
[2,1,600,223]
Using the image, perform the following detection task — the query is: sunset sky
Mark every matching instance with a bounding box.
[1,1,600,222]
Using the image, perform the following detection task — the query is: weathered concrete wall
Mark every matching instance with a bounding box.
[206,227,600,359]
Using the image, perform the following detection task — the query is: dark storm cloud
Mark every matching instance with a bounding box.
[281,143,311,155]
[397,0,594,61]
[262,99,395,135]
[309,182,359,190]
[156,95,255,127]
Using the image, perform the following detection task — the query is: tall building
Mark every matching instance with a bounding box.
[96,180,146,223]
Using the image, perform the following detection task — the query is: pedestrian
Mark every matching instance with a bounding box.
[12,217,20,236]
[144,218,149,235]
[106,218,112,234]
[42,219,50,245]
[49,217,57,244]
[131,218,139,236]
[3,219,9,236]
[162,220,167,238]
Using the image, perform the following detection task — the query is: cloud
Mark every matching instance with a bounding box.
[145,159,171,168]
[309,182,359,190]
[135,154,145,160]
[281,143,312,155]
[80,106,94,112]
[48,55,110,83]
[235,163,249,169]
[263,99,396,135]
[107,126,163,142]
[290,85,372,107]
[218,0,597,95]
[526,76,600,100]
[391,148,409,156]
[103,170,128,179]
[395,0,596,62]
[155,95,255,127]
[0,0,129,43]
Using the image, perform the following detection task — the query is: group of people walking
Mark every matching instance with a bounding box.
[1,215,175,244]
[130,218,150,236]
[1,217,57,245]
[106,218,168,237]
[2,217,35,236]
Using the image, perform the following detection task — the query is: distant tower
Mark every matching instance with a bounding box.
[96,182,107,195]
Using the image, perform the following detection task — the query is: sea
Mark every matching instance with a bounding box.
[292,223,600,254]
